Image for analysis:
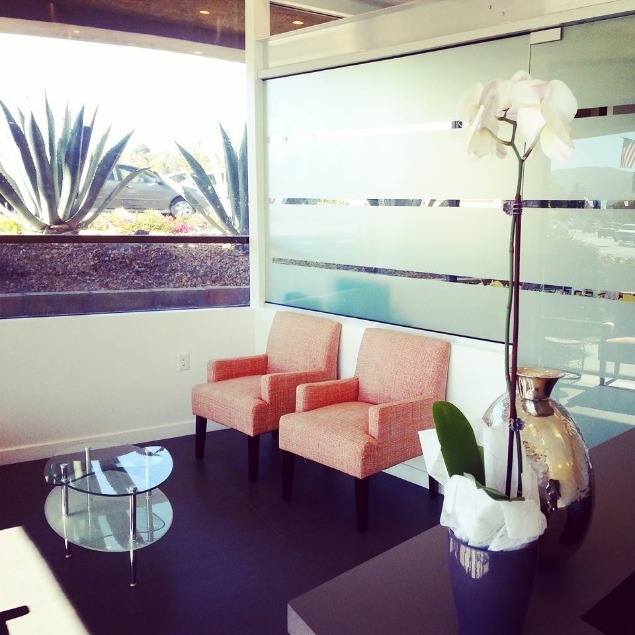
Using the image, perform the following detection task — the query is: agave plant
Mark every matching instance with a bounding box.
[0,96,138,233]
[176,124,248,236]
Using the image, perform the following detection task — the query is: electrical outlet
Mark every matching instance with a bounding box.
[178,353,190,371]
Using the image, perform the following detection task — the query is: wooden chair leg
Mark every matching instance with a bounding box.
[355,477,369,533]
[282,451,295,501]
[195,415,207,459]
[247,435,261,483]
[429,476,439,497]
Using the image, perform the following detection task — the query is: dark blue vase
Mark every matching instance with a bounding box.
[448,530,538,634]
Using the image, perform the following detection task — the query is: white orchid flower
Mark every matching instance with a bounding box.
[457,82,484,125]
[458,71,577,163]
[512,77,577,162]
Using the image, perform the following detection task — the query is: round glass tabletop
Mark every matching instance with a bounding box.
[44,443,173,496]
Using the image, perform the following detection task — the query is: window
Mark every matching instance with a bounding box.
[0,28,249,318]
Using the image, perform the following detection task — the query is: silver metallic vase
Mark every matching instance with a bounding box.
[483,367,594,567]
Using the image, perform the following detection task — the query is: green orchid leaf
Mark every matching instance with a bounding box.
[474,482,525,502]
[432,400,486,486]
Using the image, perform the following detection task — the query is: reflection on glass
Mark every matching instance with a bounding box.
[264,14,635,445]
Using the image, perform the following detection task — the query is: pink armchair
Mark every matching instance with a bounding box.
[192,311,341,482]
[279,328,451,531]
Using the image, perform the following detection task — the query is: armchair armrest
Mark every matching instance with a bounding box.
[368,396,436,443]
[261,368,340,417]
[208,354,268,382]
[295,377,360,412]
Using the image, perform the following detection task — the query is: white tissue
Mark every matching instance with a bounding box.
[419,422,547,551]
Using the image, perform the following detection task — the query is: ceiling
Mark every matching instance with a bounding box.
[0,1,414,50]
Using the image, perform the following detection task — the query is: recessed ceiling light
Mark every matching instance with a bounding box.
[292,20,304,25]
[199,10,210,16]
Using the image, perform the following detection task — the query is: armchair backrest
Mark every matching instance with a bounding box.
[266,311,341,377]
[355,328,450,404]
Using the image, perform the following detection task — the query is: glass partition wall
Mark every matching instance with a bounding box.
[265,15,635,442]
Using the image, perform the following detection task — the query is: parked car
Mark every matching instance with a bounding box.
[95,164,194,216]
[162,170,230,215]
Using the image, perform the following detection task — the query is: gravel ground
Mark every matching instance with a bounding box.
[0,242,250,293]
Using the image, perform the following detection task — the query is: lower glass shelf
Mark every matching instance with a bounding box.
[44,487,172,553]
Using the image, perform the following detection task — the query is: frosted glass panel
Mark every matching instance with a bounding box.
[265,15,635,406]
[525,116,635,201]
[528,15,635,110]
[270,202,511,278]
[266,36,527,201]
[266,37,528,134]
[267,261,508,342]
[267,128,519,200]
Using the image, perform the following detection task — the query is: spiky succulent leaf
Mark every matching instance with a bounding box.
[220,124,239,220]
[45,97,57,189]
[236,125,249,233]
[67,130,134,226]
[177,125,249,235]
[0,168,47,231]
[220,124,249,234]
[27,111,58,224]
[176,142,238,235]
[55,104,71,195]
[60,109,89,218]
[0,99,39,201]
[0,98,134,232]
[68,124,112,217]
[178,185,226,233]
[76,166,147,228]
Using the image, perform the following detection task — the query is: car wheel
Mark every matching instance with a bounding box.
[170,197,194,217]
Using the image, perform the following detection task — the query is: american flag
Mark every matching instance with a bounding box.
[621,137,635,169]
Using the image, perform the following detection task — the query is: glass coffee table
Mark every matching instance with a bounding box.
[44,443,173,587]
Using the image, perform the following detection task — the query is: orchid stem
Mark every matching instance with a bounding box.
[501,112,525,498]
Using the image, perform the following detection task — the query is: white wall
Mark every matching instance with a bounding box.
[0,307,256,464]
[1,303,504,472]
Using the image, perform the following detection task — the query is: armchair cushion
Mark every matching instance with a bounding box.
[280,402,375,478]
[193,376,268,436]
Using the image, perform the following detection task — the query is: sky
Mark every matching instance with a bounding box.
[0,32,246,154]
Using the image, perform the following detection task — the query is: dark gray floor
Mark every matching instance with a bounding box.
[0,430,443,635]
